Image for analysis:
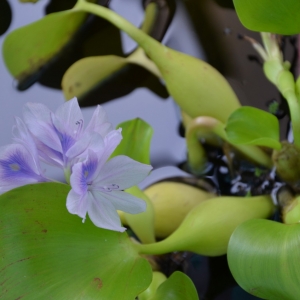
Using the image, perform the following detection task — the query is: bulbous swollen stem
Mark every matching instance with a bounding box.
[186,116,272,169]
[272,141,300,187]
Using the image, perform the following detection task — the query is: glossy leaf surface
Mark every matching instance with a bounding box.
[74,1,241,122]
[124,186,156,244]
[226,106,281,149]
[112,118,153,165]
[0,183,152,299]
[62,55,128,100]
[233,0,300,34]
[3,9,86,84]
[139,271,167,300]
[228,219,300,300]
[144,43,241,123]
[149,271,199,300]
[62,1,170,103]
[136,196,274,256]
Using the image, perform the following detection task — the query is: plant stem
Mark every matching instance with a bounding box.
[188,117,273,168]
[285,91,300,146]
[277,69,300,147]
[132,239,176,256]
[74,0,162,55]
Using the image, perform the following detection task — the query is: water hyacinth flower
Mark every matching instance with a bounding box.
[0,118,47,194]
[0,98,152,232]
[22,98,114,176]
[67,148,152,232]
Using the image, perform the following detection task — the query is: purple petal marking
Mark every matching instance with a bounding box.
[0,144,46,190]
[66,132,104,161]
[70,151,98,195]
[34,137,64,167]
[23,103,62,152]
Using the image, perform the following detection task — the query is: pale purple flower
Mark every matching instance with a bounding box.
[66,148,152,232]
[22,98,114,171]
[0,118,47,194]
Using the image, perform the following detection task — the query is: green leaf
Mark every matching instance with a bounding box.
[62,48,162,101]
[3,9,87,84]
[62,1,164,102]
[62,55,128,100]
[111,118,153,165]
[125,186,156,244]
[139,271,167,300]
[233,0,300,34]
[149,271,199,300]
[73,1,241,123]
[0,183,152,299]
[136,195,274,256]
[225,106,281,149]
[228,219,300,300]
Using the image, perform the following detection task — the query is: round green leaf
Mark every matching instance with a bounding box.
[149,271,199,300]
[0,183,152,299]
[228,219,300,300]
[233,0,300,34]
[225,106,281,149]
[3,9,87,83]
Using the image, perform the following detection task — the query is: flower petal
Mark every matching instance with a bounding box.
[0,143,46,192]
[88,190,126,232]
[54,98,83,138]
[94,129,123,173]
[66,189,89,220]
[66,132,104,162]
[85,105,113,137]
[94,155,152,190]
[12,117,41,173]
[101,190,146,214]
[33,138,63,167]
[70,163,88,195]
[23,103,62,152]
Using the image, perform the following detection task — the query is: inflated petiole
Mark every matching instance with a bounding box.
[185,116,273,173]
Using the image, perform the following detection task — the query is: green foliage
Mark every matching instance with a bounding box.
[228,219,300,300]
[139,271,167,300]
[62,55,128,100]
[148,271,199,300]
[140,43,241,123]
[225,106,281,149]
[75,1,241,123]
[0,183,152,299]
[111,118,153,165]
[136,196,274,256]
[3,9,87,83]
[62,2,163,101]
[233,0,300,34]
[125,186,156,244]
[110,118,155,243]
